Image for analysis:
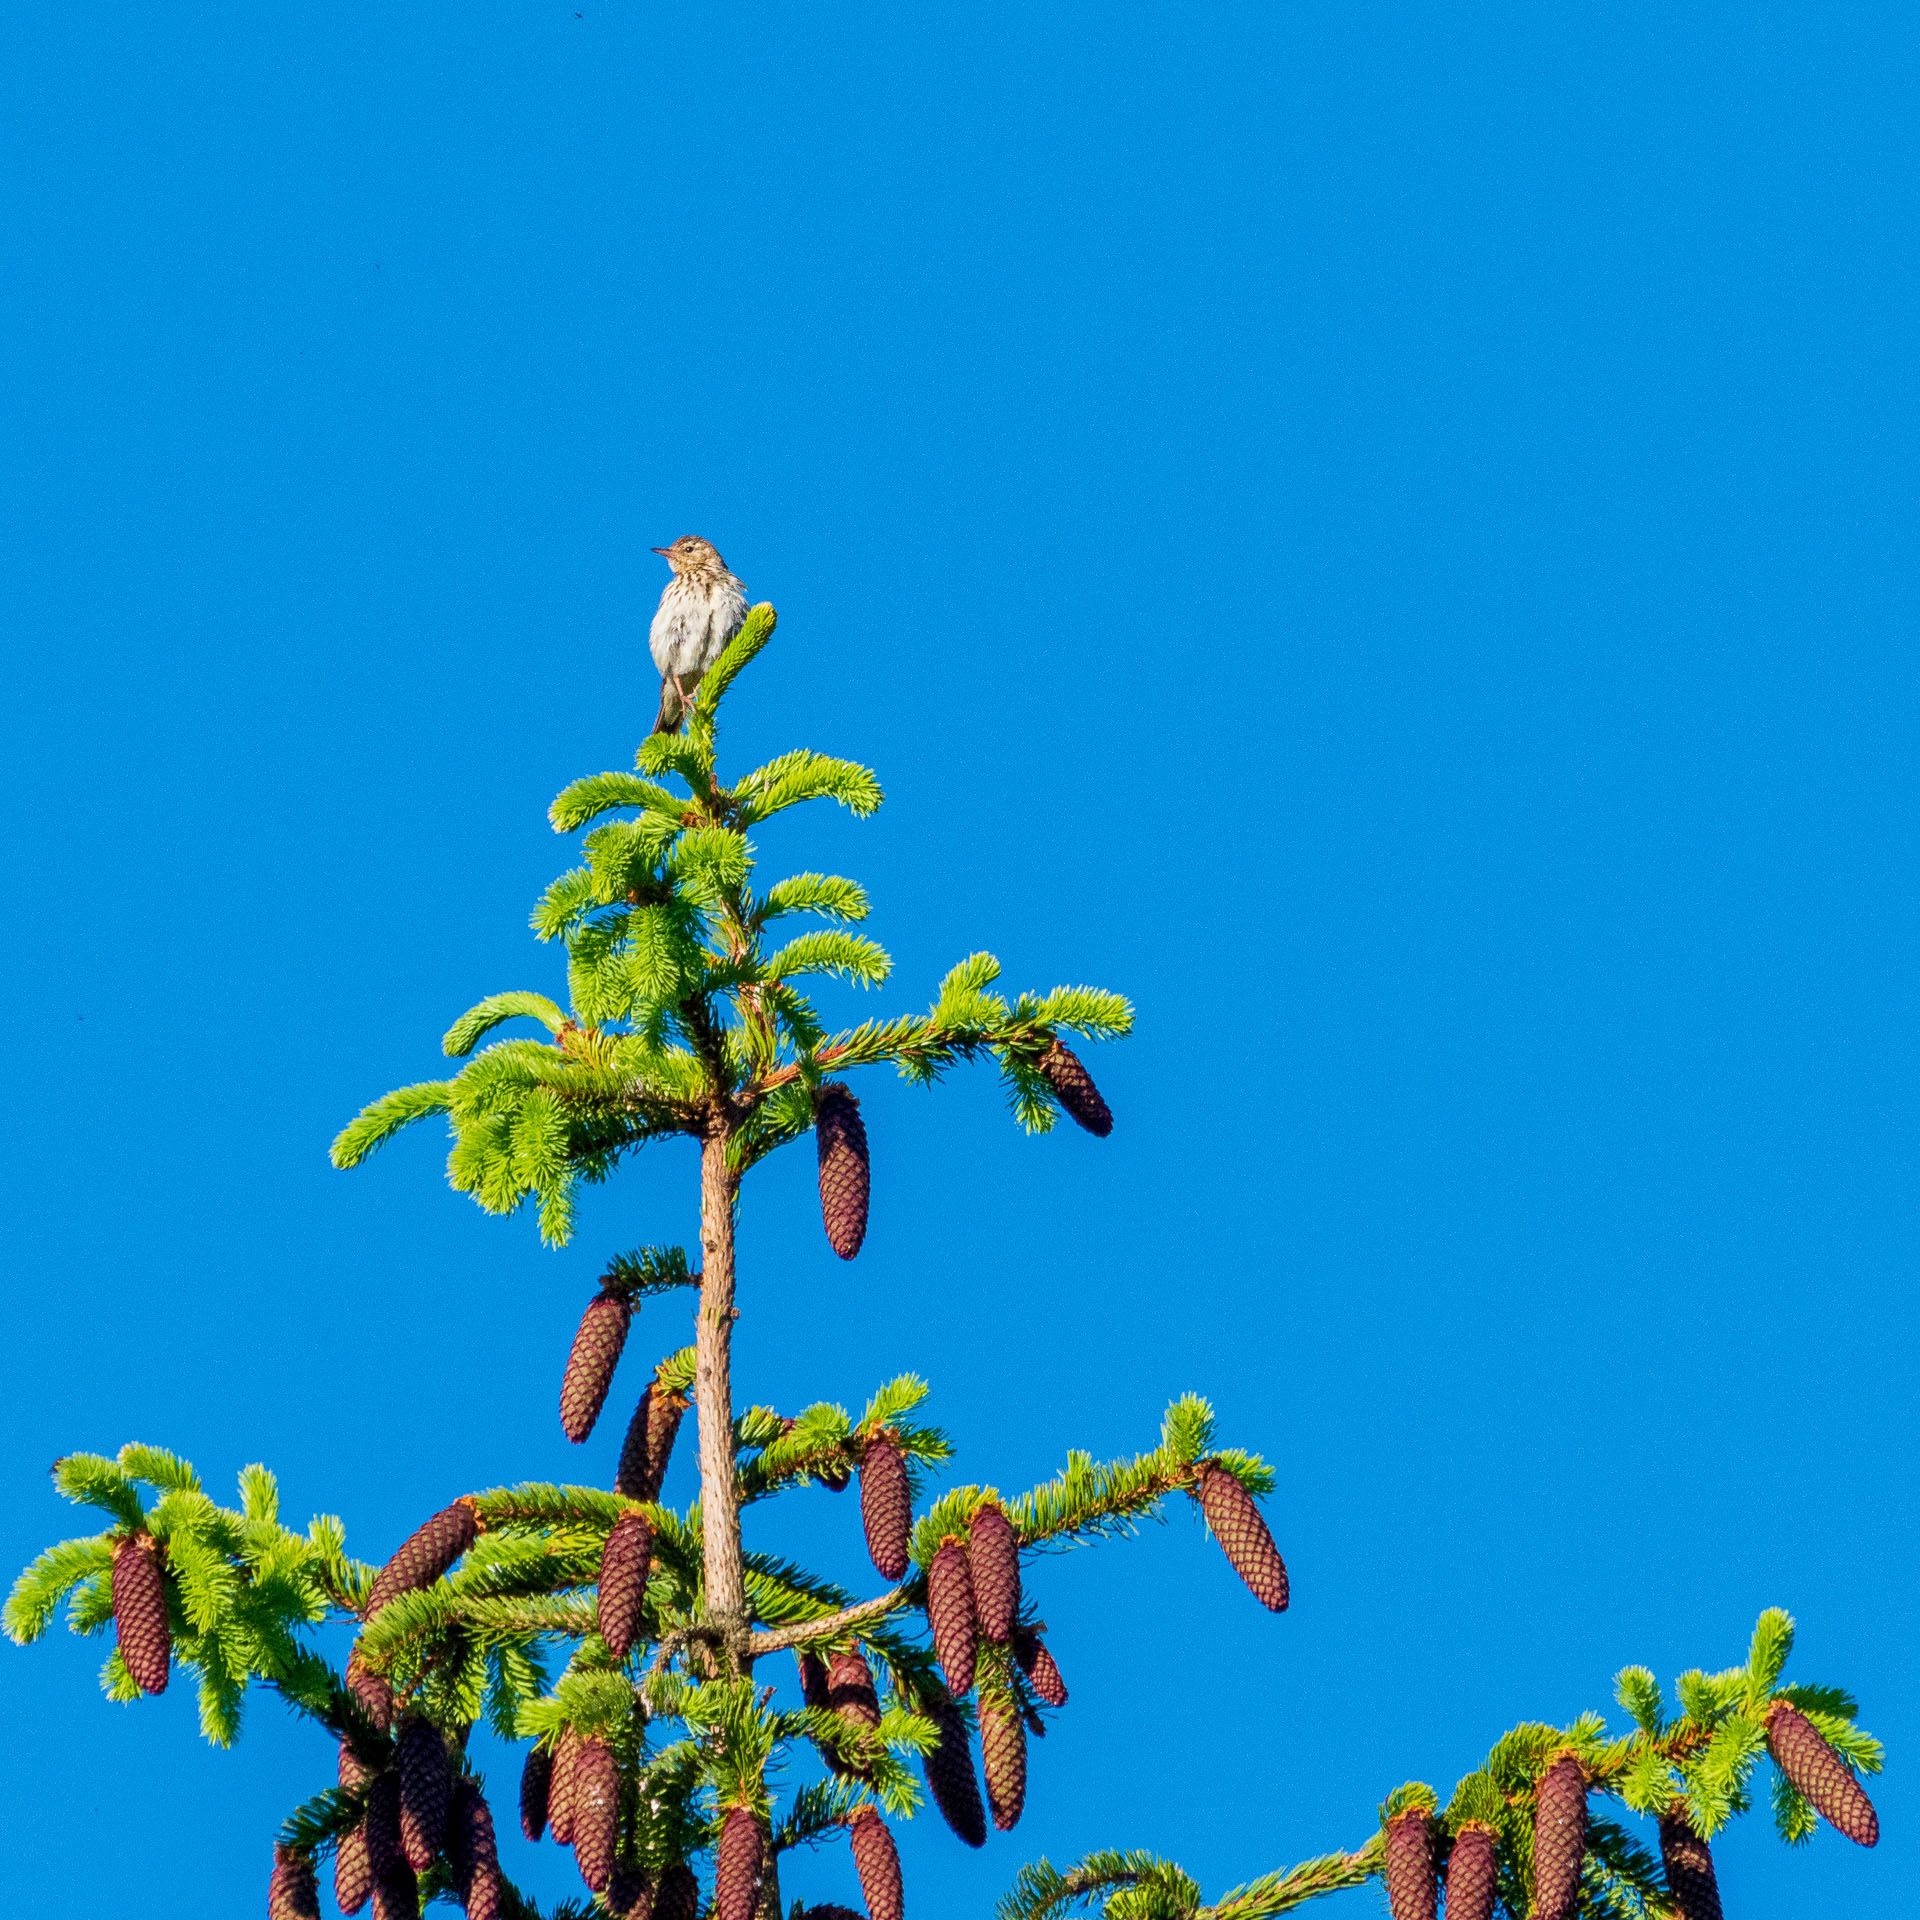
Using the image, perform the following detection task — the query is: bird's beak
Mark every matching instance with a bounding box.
[650,546,672,558]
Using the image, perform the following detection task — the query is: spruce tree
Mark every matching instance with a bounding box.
[5,606,1887,1918]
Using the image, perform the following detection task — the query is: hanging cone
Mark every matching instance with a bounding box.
[571,1736,620,1892]
[561,1291,633,1443]
[797,1649,830,1710]
[347,1646,394,1732]
[1532,1753,1587,1920]
[923,1691,987,1847]
[520,1742,553,1841]
[608,1866,656,1920]
[339,1739,374,1793]
[927,1542,979,1695]
[364,1498,479,1620]
[397,1714,452,1871]
[1037,1040,1112,1136]
[597,1511,655,1659]
[269,1846,320,1920]
[548,1728,583,1846]
[815,1082,871,1258]
[714,1808,763,1920]
[978,1687,1027,1832]
[859,1435,912,1581]
[1194,1466,1288,1612]
[848,1806,904,1920]
[111,1534,170,1696]
[656,1862,701,1920]
[1442,1824,1497,1920]
[448,1778,502,1920]
[616,1382,689,1502]
[1765,1702,1879,1846]
[827,1650,883,1728]
[1383,1809,1435,1920]
[363,1773,405,1878]
[369,1860,418,1920]
[334,1823,373,1917]
[1657,1808,1723,1920]
[1010,1627,1067,1707]
[967,1506,1020,1643]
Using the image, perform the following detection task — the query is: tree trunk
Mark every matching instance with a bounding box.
[696,1132,748,1642]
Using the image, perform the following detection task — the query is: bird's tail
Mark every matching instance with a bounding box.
[651,678,683,735]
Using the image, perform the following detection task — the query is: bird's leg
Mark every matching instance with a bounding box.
[674,674,693,719]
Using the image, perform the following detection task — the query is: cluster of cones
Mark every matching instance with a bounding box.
[518,1730,686,1915]
[1382,1711,1877,1920]
[812,1041,1111,1262]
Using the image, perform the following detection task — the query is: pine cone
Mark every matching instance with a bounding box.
[370,1860,418,1920]
[978,1687,1027,1832]
[364,1773,405,1877]
[597,1511,655,1659]
[111,1533,170,1696]
[714,1807,763,1920]
[967,1506,1020,1643]
[561,1291,633,1443]
[339,1738,374,1793]
[1194,1466,1289,1612]
[571,1736,620,1892]
[796,1649,829,1710]
[519,1742,553,1842]
[816,1082,871,1258]
[1532,1753,1587,1920]
[1766,1701,1879,1846]
[1442,1824,1496,1920]
[656,1862,701,1920]
[616,1382,688,1502]
[859,1434,912,1581]
[348,1645,394,1732]
[608,1866,656,1920]
[927,1541,979,1695]
[827,1650,882,1728]
[334,1823,373,1917]
[922,1691,987,1848]
[1657,1809,1723,1920]
[548,1728,582,1847]
[448,1778,502,1920]
[397,1714,452,1872]
[1383,1809,1435,1920]
[364,1498,479,1620]
[1037,1040,1112,1136]
[1010,1627,1067,1707]
[269,1846,320,1920]
[848,1806,903,1920]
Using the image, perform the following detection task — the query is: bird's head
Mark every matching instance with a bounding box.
[652,536,728,578]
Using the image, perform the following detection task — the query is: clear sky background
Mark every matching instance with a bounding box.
[1,5,1913,1916]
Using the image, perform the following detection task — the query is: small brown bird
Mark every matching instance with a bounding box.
[649,536,747,734]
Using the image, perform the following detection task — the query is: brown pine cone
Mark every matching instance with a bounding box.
[111,1533,170,1696]
[571,1736,620,1892]
[978,1687,1027,1833]
[1194,1466,1289,1612]
[967,1506,1020,1643]
[656,1861,701,1920]
[597,1511,655,1659]
[1532,1752,1587,1920]
[927,1541,979,1695]
[923,1691,987,1848]
[1037,1040,1112,1136]
[548,1728,582,1846]
[397,1714,451,1871]
[1657,1808,1723,1920]
[561,1291,633,1443]
[334,1823,373,1916]
[859,1434,912,1581]
[796,1649,829,1710]
[363,1498,479,1620]
[1442,1824,1497,1920]
[447,1778,502,1920]
[519,1742,553,1841]
[347,1646,394,1732]
[339,1738,374,1793]
[608,1866,656,1920]
[616,1382,689,1502]
[269,1846,320,1920]
[1383,1808,1435,1920]
[816,1082,871,1259]
[827,1650,882,1728]
[1010,1627,1067,1708]
[369,1860,418,1920]
[363,1773,405,1878]
[848,1806,903,1920]
[1766,1701,1879,1846]
[714,1807,763,1920]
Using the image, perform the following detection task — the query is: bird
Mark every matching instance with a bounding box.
[648,536,747,734]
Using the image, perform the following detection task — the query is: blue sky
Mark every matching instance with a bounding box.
[1,3,1913,1915]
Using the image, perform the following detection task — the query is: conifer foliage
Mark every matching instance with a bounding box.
[3,604,1887,1920]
